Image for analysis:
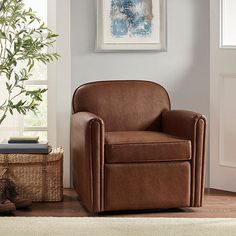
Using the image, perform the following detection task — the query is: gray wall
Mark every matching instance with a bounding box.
[71,0,210,185]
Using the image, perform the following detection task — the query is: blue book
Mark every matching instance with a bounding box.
[8,140,39,144]
[0,146,52,154]
[0,140,48,149]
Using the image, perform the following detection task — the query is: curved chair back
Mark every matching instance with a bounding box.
[72,80,170,131]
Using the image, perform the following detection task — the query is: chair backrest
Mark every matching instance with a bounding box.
[72,80,171,131]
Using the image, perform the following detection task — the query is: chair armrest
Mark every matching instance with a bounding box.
[162,110,206,140]
[162,110,207,207]
[71,112,105,213]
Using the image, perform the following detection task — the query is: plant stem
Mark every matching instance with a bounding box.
[0,0,7,12]
[0,107,8,125]
[0,90,10,125]
[0,5,6,63]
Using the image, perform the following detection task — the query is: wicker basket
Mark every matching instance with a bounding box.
[0,148,63,202]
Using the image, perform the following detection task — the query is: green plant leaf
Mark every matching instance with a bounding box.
[0,0,59,125]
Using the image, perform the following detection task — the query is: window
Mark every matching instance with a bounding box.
[221,0,236,47]
[0,0,49,141]
[23,0,48,140]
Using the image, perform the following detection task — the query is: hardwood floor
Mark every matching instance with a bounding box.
[2,188,236,217]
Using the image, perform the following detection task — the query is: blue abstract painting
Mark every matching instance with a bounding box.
[110,0,153,38]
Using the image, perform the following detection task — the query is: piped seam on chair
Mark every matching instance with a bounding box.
[88,121,94,213]
[191,115,206,207]
[197,117,207,207]
[201,117,207,206]
[105,159,192,165]
[106,141,191,146]
[190,115,199,206]
[90,118,104,213]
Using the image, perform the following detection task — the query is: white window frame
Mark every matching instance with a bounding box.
[47,0,71,187]
[23,0,58,146]
[0,1,51,140]
[47,0,57,148]
[23,80,48,134]
[220,0,236,49]
[24,0,56,140]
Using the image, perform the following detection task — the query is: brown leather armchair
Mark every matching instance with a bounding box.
[71,80,207,213]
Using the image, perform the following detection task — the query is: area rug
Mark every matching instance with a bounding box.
[0,217,236,236]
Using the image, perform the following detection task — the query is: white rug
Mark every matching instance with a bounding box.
[0,218,236,236]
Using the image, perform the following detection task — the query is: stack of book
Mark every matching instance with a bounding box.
[0,137,52,154]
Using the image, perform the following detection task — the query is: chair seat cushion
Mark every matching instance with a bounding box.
[105,131,191,164]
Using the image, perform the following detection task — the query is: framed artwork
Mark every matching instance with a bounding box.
[96,0,167,51]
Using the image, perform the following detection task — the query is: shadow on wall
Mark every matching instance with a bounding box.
[165,0,209,115]
[165,0,210,187]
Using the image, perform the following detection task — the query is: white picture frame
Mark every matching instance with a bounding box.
[96,0,167,52]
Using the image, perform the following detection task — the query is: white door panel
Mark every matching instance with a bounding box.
[210,0,236,192]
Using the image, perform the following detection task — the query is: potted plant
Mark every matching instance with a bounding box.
[0,0,59,125]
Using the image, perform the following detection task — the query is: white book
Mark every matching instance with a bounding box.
[0,140,48,149]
